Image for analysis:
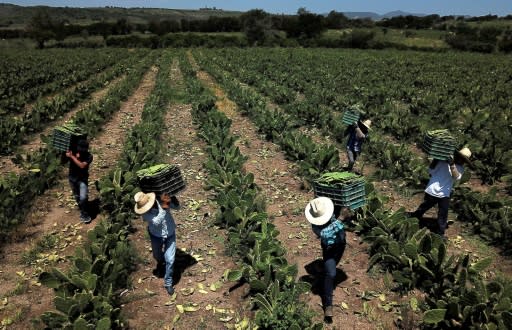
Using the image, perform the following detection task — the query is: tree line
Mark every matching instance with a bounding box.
[3,8,511,52]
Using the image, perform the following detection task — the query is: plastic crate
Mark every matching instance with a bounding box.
[313,182,366,207]
[51,127,87,152]
[342,110,361,125]
[137,164,186,196]
[422,129,456,160]
[347,199,366,210]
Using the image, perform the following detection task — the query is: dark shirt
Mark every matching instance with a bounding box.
[69,152,92,181]
[346,125,368,152]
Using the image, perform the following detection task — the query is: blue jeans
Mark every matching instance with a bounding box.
[149,231,176,288]
[322,237,346,307]
[346,148,360,171]
[69,177,89,218]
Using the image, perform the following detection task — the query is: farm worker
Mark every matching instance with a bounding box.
[345,119,371,172]
[66,139,92,224]
[305,197,348,319]
[134,191,179,295]
[408,147,473,239]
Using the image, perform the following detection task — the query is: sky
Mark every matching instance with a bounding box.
[3,0,512,17]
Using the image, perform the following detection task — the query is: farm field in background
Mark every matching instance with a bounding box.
[0,47,511,329]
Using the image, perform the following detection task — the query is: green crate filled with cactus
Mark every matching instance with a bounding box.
[51,122,87,152]
[422,129,456,160]
[137,164,186,196]
[314,172,366,209]
[342,105,364,125]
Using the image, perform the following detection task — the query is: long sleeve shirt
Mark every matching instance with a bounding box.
[142,200,176,238]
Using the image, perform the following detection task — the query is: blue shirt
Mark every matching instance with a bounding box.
[312,215,345,247]
[346,126,368,152]
[425,161,464,198]
[142,200,176,238]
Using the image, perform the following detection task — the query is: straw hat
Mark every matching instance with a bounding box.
[134,191,156,215]
[361,119,372,130]
[456,147,473,167]
[305,197,334,226]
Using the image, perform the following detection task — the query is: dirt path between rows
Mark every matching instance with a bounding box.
[0,74,127,176]
[122,59,250,330]
[212,63,512,281]
[193,61,401,329]
[0,66,157,329]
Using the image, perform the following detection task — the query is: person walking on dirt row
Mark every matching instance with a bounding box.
[134,191,179,295]
[305,197,348,320]
[345,119,371,172]
[408,147,473,239]
[66,139,93,224]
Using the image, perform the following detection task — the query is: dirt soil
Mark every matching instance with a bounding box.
[194,65,402,329]
[2,52,510,330]
[192,56,512,328]
[0,74,127,175]
[0,67,157,330]
[122,60,251,330]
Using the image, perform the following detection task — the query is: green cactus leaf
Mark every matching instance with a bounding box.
[423,309,447,324]
[470,257,492,274]
[39,271,62,289]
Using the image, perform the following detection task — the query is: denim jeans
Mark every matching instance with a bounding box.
[149,230,176,288]
[411,193,450,236]
[69,177,89,218]
[346,149,360,171]
[322,238,346,307]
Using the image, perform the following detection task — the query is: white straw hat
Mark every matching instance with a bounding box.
[456,147,473,168]
[361,119,372,130]
[134,191,156,215]
[305,197,334,226]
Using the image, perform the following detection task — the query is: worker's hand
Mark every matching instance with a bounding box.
[447,155,455,165]
[65,150,72,158]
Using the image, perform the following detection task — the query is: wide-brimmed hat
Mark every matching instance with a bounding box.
[456,147,473,168]
[361,119,372,130]
[134,191,156,215]
[305,197,334,226]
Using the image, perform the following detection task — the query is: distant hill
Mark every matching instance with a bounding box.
[341,10,428,20]
[0,3,241,27]
[341,10,427,20]
[381,10,427,18]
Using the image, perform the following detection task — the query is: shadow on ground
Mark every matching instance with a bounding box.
[300,259,348,296]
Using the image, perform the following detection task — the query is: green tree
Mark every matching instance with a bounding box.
[297,8,326,38]
[326,10,349,29]
[26,10,55,48]
[240,9,271,45]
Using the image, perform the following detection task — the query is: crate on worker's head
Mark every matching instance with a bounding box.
[341,105,364,125]
[422,129,456,160]
[137,164,186,196]
[313,171,366,210]
[51,123,87,153]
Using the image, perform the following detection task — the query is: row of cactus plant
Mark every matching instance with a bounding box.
[37,50,172,328]
[192,52,512,328]
[181,54,321,329]
[0,49,150,154]
[0,51,156,238]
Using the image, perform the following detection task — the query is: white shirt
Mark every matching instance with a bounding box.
[424,161,464,198]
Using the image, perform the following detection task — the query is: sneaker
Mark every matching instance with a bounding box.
[324,306,333,318]
[80,215,92,224]
[165,286,175,295]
